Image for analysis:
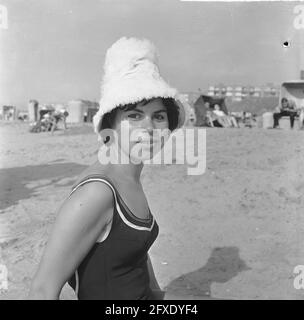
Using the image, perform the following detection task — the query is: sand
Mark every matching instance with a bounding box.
[0,121,304,300]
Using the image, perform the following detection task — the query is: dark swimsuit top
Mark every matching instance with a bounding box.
[67,173,159,300]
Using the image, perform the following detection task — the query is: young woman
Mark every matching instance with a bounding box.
[28,37,186,300]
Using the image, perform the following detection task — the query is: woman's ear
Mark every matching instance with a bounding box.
[99,127,116,146]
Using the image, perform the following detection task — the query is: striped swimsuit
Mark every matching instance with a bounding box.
[67,174,159,300]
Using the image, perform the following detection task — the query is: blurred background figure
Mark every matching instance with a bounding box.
[212,104,230,127]
[227,112,239,128]
[210,104,238,128]
[39,105,52,121]
[50,108,69,134]
[273,97,297,129]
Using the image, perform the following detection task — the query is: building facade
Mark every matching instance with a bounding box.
[206,84,280,101]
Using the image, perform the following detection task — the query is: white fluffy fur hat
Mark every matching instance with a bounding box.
[93,37,186,136]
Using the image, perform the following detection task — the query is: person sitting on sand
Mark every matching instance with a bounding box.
[213,105,238,128]
[205,110,216,127]
[28,37,186,300]
[212,104,232,127]
[228,112,239,127]
[206,107,224,127]
[273,98,298,129]
[204,102,221,127]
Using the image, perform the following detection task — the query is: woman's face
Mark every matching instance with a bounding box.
[112,98,170,162]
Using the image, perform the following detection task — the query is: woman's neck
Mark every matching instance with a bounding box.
[109,161,143,184]
[99,143,143,183]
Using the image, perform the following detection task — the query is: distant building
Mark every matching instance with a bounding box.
[207,86,215,96]
[226,86,234,97]
[67,99,99,123]
[234,86,243,101]
[205,84,279,101]
[253,87,262,97]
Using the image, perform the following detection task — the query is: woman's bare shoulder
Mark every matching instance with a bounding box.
[59,179,115,229]
[65,162,116,222]
[72,161,111,188]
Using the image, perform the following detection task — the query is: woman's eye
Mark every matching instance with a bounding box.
[154,114,166,121]
[128,113,142,120]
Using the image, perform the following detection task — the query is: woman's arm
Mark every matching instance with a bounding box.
[147,253,165,300]
[28,181,114,299]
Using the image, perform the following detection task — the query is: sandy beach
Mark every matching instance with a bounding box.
[1,121,304,300]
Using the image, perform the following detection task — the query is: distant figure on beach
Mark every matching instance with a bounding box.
[39,106,51,121]
[213,104,226,117]
[212,104,230,127]
[227,112,239,128]
[49,109,69,134]
[204,102,218,127]
[273,98,297,129]
[209,104,238,128]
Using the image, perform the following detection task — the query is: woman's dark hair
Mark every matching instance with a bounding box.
[100,97,179,133]
[281,97,288,103]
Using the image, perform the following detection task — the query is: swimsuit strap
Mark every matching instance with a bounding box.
[69,174,120,211]
[69,173,155,231]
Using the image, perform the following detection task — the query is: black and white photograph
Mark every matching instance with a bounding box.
[0,0,304,301]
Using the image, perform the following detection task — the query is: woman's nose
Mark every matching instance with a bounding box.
[141,116,155,132]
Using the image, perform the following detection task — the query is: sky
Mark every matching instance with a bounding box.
[0,0,304,108]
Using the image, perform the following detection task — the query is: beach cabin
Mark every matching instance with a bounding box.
[1,105,16,121]
[67,100,99,123]
[279,81,304,109]
[279,80,304,129]
[28,100,39,121]
[262,81,304,129]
